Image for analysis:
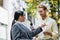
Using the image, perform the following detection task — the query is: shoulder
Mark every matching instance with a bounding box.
[48,17,56,23]
[11,23,20,32]
[14,22,24,26]
[12,22,22,29]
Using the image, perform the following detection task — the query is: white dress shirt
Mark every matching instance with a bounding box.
[34,16,58,40]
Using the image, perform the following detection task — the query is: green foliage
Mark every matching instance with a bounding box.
[24,0,58,17]
[25,0,41,17]
[49,1,58,12]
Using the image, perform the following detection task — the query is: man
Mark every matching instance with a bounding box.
[34,5,58,40]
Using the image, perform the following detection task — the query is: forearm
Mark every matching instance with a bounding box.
[31,27,42,37]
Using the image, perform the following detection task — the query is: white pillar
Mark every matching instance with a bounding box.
[3,0,14,40]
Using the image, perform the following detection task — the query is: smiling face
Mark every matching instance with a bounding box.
[38,8,46,17]
[38,5,47,17]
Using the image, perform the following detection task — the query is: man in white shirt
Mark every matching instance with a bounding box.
[34,5,58,40]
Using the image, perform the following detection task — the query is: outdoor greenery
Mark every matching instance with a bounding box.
[23,0,60,31]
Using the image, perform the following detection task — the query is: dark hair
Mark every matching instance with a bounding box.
[12,11,24,26]
[14,11,24,20]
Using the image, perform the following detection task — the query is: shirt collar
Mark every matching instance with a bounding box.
[40,16,49,21]
[16,20,24,24]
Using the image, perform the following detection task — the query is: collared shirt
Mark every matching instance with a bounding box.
[34,16,58,40]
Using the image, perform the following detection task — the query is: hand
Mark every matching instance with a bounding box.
[40,23,46,28]
[43,31,52,36]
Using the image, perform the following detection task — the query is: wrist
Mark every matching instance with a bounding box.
[40,27,43,31]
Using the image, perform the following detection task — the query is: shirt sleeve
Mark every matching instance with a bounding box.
[29,27,43,37]
[52,20,58,39]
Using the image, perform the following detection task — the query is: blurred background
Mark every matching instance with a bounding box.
[0,0,60,40]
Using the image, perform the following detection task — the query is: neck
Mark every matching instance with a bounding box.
[42,16,47,20]
[17,20,22,22]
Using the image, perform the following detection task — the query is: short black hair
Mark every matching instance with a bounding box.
[14,11,24,20]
